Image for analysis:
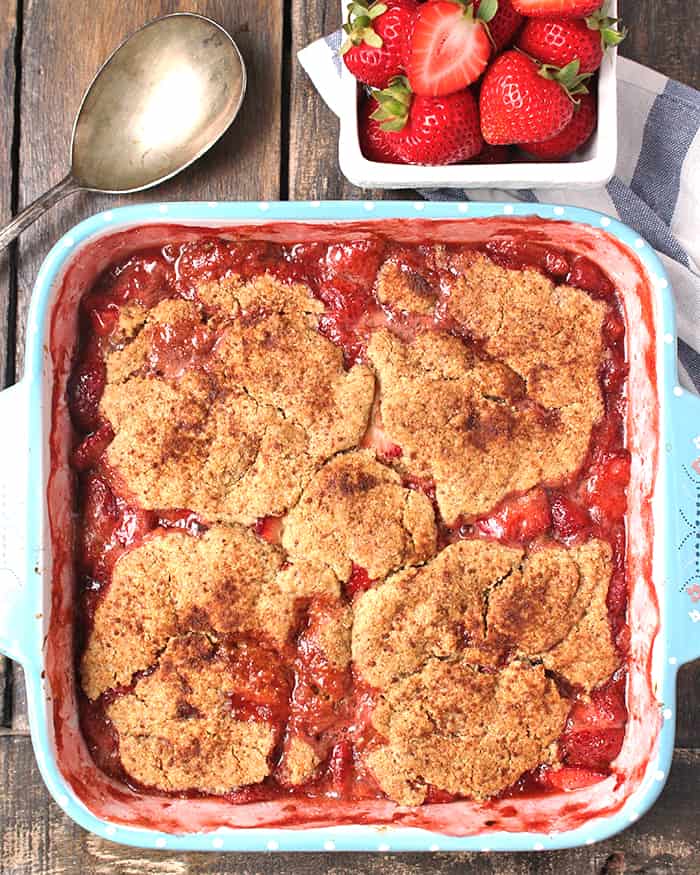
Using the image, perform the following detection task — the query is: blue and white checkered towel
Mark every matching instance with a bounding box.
[299,37,700,393]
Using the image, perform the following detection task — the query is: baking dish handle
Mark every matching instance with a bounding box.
[671,388,700,665]
[0,380,33,666]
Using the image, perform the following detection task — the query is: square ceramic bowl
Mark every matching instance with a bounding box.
[1,200,698,852]
[338,1,618,190]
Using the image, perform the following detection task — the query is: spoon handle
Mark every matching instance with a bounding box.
[0,175,82,251]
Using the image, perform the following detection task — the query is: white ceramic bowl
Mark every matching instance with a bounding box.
[338,0,618,190]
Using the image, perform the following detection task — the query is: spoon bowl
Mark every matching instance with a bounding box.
[0,13,246,249]
[72,13,246,192]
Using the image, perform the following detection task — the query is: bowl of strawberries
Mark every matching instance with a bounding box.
[338,0,624,189]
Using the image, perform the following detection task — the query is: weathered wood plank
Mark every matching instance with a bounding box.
[620,0,700,89]
[8,0,285,731]
[0,0,18,732]
[1,736,699,874]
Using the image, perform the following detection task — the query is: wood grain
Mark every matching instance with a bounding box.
[0,0,18,732]
[620,0,700,89]
[1,736,699,874]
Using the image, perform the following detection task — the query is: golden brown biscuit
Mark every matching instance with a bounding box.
[101,275,375,523]
[353,540,522,689]
[368,329,599,522]
[366,658,569,805]
[282,449,437,581]
[107,634,276,793]
[81,526,337,699]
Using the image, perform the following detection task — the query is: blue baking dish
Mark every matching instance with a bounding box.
[0,200,698,852]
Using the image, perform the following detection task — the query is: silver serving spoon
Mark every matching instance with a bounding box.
[0,12,246,250]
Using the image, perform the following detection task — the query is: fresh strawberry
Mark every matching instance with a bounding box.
[405,0,496,97]
[540,765,608,791]
[521,91,597,159]
[358,98,403,162]
[480,51,590,145]
[512,0,603,17]
[518,13,625,74]
[370,75,483,164]
[476,487,551,544]
[341,1,418,88]
[475,0,523,51]
[469,142,514,163]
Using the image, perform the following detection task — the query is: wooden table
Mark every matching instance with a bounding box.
[1,2,698,872]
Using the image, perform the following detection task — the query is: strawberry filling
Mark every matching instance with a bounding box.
[72,234,630,801]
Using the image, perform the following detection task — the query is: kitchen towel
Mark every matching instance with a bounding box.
[298,37,700,392]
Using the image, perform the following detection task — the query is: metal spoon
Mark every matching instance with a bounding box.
[0,12,246,250]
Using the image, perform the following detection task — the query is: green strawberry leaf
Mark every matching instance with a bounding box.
[342,1,388,51]
[370,76,413,132]
[476,0,498,23]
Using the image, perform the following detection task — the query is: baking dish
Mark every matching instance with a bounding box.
[337,2,618,190]
[0,199,698,852]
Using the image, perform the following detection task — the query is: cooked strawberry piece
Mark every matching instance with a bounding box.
[342,1,418,89]
[175,238,237,287]
[327,739,354,792]
[361,423,403,461]
[521,92,597,160]
[79,474,154,578]
[480,51,589,145]
[606,569,628,622]
[475,0,523,52]
[567,254,615,298]
[567,673,627,731]
[561,728,625,768]
[562,674,627,769]
[484,239,570,278]
[539,765,608,791]
[71,423,114,472]
[550,492,591,543]
[602,308,625,344]
[581,452,631,526]
[601,350,629,399]
[476,488,551,544]
[68,356,106,432]
[254,515,284,545]
[406,0,493,97]
[512,0,603,17]
[229,642,290,725]
[291,608,350,737]
[101,254,174,306]
[345,563,375,599]
[87,302,119,337]
[322,239,386,289]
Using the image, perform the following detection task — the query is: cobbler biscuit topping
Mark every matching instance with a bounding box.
[71,233,630,804]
